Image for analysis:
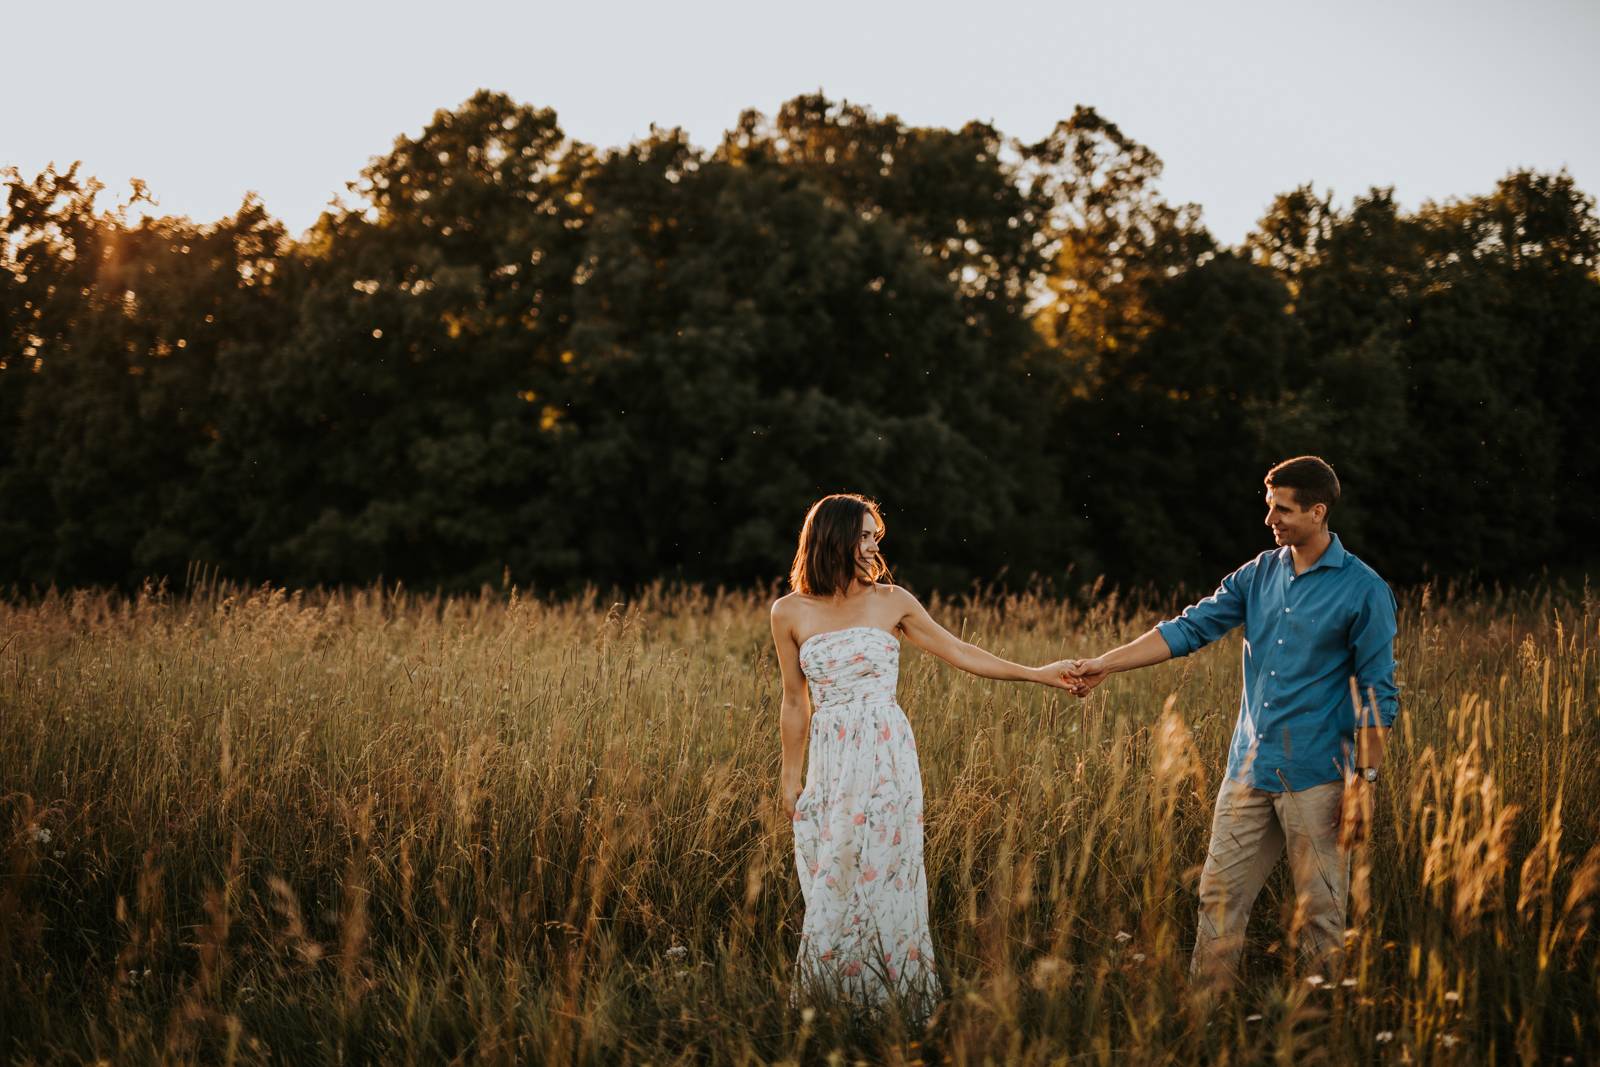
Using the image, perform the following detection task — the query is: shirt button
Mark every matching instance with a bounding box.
[1285,607,1292,613]
[1277,639,1284,644]
[1270,670,1277,676]
[1264,701,1270,707]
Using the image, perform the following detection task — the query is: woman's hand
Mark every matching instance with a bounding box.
[1033,662,1081,691]
[781,765,804,819]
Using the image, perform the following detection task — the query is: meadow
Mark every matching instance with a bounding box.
[1,578,1596,1065]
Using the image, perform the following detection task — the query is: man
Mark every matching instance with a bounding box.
[1065,455,1398,987]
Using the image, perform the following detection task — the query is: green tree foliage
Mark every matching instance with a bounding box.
[1067,252,1309,582]
[0,165,284,586]
[198,91,594,587]
[547,120,1064,589]
[1250,174,1600,581]
[2,93,1595,593]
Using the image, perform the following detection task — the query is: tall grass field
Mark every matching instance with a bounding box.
[2,580,1597,1064]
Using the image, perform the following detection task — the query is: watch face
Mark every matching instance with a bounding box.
[1363,768,1378,783]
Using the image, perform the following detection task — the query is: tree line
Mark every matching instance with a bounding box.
[4,90,1597,594]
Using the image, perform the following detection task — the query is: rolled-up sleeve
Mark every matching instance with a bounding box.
[1156,558,1255,658]
[1349,578,1400,727]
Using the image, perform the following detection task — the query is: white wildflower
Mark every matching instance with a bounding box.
[1132,953,1146,962]
[1305,974,1326,987]
[1114,931,1132,943]
[1441,1034,1459,1048]
[801,1007,816,1024]
[1376,1031,1394,1044]
[1341,977,1358,988]
[1246,1014,1263,1023]
[1444,990,1460,1003]
[665,945,688,960]
[28,825,51,844]
[53,850,64,859]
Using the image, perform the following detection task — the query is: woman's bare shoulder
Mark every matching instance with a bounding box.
[872,583,921,623]
[771,590,810,620]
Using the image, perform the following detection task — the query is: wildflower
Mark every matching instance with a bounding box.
[1114,931,1132,943]
[1305,974,1326,987]
[52,850,64,859]
[801,1007,816,1024]
[1341,978,1357,988]
[28,826,51,844]
[1376,1031,1394,1044]
[664,945,687,961]
[1444,990,1460,1003]
[1441,1034,1459,1048]
[1246,1014,1263,1023]
[1132,953,1146,962]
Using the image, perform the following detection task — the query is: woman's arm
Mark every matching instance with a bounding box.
[894,587,1073,689]
[770,600,812,817]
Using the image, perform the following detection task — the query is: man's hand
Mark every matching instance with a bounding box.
[1338,776,1375,850]
[1063,656,1112,698]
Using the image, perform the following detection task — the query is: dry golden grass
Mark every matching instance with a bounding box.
[1,579,1597,1065]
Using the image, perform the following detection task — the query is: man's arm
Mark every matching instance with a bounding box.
[1063,560,1256,695]
[1061,628,1172,694]
[1340,579,1399,847]
[1349,579,1400,762]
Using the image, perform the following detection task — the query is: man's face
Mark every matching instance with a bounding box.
[1264,486,1324,547]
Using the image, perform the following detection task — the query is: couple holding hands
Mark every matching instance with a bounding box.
[770,455,1398,1010]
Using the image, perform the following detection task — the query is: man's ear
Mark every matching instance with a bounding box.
[1312,502,1328,526]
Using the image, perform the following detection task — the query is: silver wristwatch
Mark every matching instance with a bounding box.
[1357,766,1379,784]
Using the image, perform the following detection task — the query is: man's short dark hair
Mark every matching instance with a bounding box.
[1265,455,1340,512]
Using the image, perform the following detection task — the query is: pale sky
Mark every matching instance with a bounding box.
[4,0,1596,248]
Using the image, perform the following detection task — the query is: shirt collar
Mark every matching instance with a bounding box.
[1282,532,1347,574]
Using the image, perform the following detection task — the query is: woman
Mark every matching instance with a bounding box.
[770,493,1073,1011]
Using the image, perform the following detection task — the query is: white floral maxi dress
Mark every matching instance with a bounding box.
[792,626,939,1009]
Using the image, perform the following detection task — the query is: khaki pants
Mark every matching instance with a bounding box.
[1191,777,1348,986]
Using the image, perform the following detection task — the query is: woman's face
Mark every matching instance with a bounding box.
[854,511,882,582]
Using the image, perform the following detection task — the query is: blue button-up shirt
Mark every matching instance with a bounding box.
[1156,534,1398,792]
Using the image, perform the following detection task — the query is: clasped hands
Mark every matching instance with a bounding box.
[1039,656,1111,697]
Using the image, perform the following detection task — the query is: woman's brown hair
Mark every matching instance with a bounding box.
[789,494,890,597]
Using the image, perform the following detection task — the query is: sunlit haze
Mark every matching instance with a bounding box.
[4,0,1596,246]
